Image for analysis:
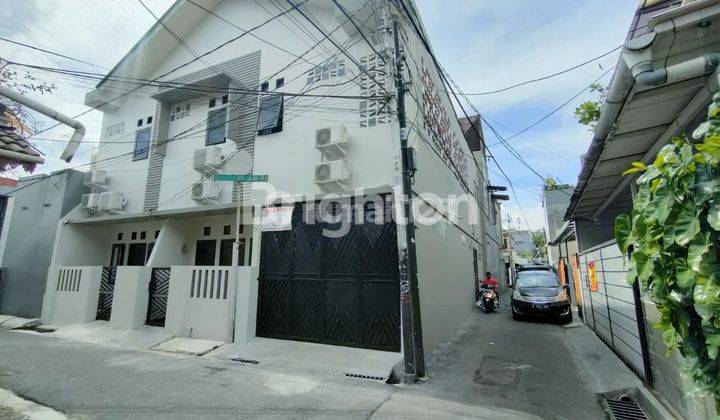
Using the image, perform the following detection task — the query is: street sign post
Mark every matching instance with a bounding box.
[214,174,268,182]
[213,174,269,268]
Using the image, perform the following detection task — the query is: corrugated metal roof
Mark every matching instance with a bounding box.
[565,0,720,221]
[0,121,44,172]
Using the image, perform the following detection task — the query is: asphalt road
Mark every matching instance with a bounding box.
[0,296,606,419]
[405,290,608,419]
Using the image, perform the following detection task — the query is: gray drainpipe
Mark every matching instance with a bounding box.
[626,32,720,87]
[563,53,634,221]
[0,85,85,162]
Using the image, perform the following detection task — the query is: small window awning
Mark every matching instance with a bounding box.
[151,73,230,104]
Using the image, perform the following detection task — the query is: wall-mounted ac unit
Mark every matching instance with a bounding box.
[191,181,221,203]
[83,170,108,188]
[97,191,126,212]
[193,147,225,174]
[315,125,348,157]
[315,160,351,188]
[81,193,99,210]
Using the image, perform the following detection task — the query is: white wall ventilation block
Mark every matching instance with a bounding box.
[97,191,126,212]
[315,160,351,188]
[81,193,99,210]
[84,170,108,188]
[191,181,221,204]
[193,147,225,174]
[315,125,348,158]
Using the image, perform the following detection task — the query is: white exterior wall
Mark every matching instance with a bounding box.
[89,0,396,213]
[401,14,501,352]
[41,266,103,326]
[60,0,503,358]
[165,266,237,342]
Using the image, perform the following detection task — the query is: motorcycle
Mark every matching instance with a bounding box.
[480,285,498,313]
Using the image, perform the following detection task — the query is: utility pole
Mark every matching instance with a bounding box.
[393,18,425,381]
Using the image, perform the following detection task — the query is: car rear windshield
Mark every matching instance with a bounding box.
[516,272,559,288]
[517,265,551,271]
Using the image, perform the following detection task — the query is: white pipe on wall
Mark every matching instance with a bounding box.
[0,85,85,162]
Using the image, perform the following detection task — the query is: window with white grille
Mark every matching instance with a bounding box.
[359,54,390,128]
[170,103,191,121]
[104,122,125,138]
[306,59,346,85]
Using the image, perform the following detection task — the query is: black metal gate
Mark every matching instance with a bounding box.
[96,267,117,321]
[146,267,170,327]
[257,198,400,352]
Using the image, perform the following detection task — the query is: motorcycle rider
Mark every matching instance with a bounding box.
[481,272,500,308]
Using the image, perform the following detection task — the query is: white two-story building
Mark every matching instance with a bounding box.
[40,0,504,378]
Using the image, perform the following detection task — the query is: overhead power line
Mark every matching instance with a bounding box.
[457,45,622,96]
[0,36,109,70]
[492,66,614,145]
[284,0,390,96]
[6,60,385,100]
[392,0,537,232]
[23,0,312,140]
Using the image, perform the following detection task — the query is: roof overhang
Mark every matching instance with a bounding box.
[548,221,576,246]
[85,0,223,107]
[565,0,720,221]
[67,202,239,225]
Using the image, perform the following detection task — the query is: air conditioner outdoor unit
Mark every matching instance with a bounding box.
[315,160,351,187]
[83,170,108,188]
[81,193,100,210]
[193,147,225,174]
[315,125,348,157]
[97,191,126,212]
[191,181,221,203]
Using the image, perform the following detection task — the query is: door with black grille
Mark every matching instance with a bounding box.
[146,268,170,327]
[96,267,117,321]
[257,197,400,352]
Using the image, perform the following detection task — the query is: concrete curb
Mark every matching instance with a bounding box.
[0,388,66,420]
[562,324,676,420]
[0,315,41,330]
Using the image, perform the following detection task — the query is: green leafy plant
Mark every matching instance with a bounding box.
[543,176,573,191]
[574,83,606,130]
[615,93,720,402]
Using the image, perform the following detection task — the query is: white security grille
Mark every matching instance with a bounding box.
[359,54,390,128]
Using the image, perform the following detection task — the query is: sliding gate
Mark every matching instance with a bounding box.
[257,198,401,351]
[579,240,651,380]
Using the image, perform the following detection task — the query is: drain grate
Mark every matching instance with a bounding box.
[601,396,648,420]
[231,358,260,365]
[344,373,386,382]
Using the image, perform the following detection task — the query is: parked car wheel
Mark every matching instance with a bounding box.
[512,312,522,321]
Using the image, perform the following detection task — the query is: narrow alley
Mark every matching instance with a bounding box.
[0,293,626,419]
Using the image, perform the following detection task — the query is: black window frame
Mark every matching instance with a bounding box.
[206,107,228,146]
[133,127,152,161]
[256,94,284,136]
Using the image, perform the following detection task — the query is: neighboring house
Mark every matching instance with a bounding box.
[564,0,719,417]
[0,170,86,318]
[40,0,504,378]
[0,104,45,173]
[541,186,577,267]
[507,229,534,262]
